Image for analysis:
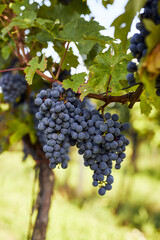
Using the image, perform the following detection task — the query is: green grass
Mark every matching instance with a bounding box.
[0,147,160,240]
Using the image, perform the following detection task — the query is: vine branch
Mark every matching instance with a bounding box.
[0,68,25,73]
[87,83,144,110]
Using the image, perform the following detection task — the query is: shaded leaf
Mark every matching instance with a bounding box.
[0,4,7,14]
[1,45,12,60]
[84,43,102,67]
[51,4,80,25]
[55,46,79,70]
[58,18,105,43]
[9,122,30,144]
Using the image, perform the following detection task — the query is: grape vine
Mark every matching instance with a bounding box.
[0,0,160,238]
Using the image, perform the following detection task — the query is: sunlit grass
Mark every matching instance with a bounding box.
[0,145,160,240]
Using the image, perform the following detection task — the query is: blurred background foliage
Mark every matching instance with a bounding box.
[0,100,160,240]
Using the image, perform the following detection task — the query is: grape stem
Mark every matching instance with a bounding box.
[106,75,112,95]
[87,83,144,109]
[55,42,70,80]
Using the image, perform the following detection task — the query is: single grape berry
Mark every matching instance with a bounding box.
[127,62,137,72]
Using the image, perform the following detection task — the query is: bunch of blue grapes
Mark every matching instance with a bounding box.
[28,92,46,147]
[34,82,78,169]
[34,82,130,196]
[0,73,27,103]
[74,110,129,196]
[127,0,160,93]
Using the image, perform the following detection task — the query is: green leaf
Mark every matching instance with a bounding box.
[77,41,95,56]
[84,43,102,67]
[141,73,160,111]
[20,10,37,24]
[83,35,113,44]
[9,122,29,144]
[140,93,152,116]
[58,18,105,43]
[1,45,12,60]
[38,54,47,71]
[9,0,38,14]
[111,0,148,48]
[7,114,37,145]
[27,31,53,44]
[51,4,80,25]
[143,19,160,54]
[79,84,95,101]
[68,0,90,14]
[89,44,132,93]
[0,4,7,14]
[55,46,79,71]
[63,73,87,92]
[24,54,47,85]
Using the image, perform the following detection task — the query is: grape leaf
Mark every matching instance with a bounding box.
[27,31,53,44]
[141,73,160,111]
[79,84,95,101]
[9,0,38,14]
[111,0,148,48]
[55,46,79,70]
[89,44,132,93]
[0,4,7,14]
[51,4,80,25]
[68,0,90,14]
[83,35,113,44]
[140,93,152,116]
[24,54,47,85]
[1,45,12,60]
[1,15,57,40]
[77,41,96,56]
[84,43,102,67]
[62,73,87,92]
[58,18,105,43]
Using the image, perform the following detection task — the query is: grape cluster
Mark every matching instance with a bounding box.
[75,111,129,196]
[34,83,78,169]
[0,73,27,103]
[34,83,130,196]
[127,0,160,94]
[28,92,46,147]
